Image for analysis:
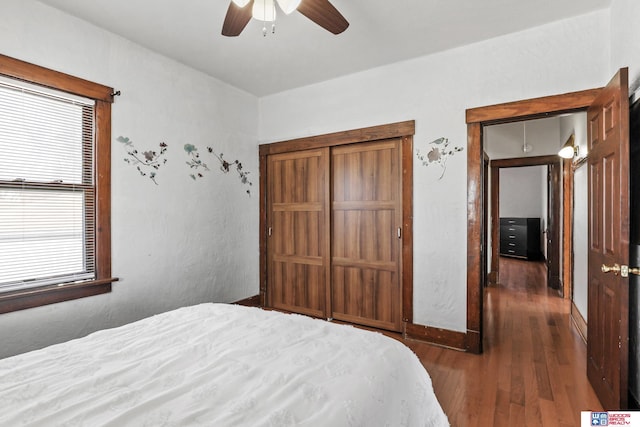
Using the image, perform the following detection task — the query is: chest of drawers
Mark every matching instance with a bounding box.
[499,217,541,260]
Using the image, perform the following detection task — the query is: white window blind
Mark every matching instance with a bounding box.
[0,78,96,293]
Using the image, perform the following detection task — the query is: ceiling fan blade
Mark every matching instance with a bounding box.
[222,0,254,37]
[297,0,349,35]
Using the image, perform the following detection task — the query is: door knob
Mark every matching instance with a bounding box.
[602,263,640,277]
[601,263,621,275]
[629,267,640,275]
[621,265,640,277]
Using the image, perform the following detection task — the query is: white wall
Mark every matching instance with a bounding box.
[0,2,623,355]
[572,166,589,319]
[559,113,588,321]
[0,0,259,359]
[610,0,640,95]
[260,11,609,331]
[499,166,546,218]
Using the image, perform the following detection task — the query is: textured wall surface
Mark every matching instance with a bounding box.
[259,10,609,331]
[1,1,632,356]
[558,113,589,321]
[499,166,546,219]
[0,0,259,359]
[572,166,589,320]
[610,0,640,93]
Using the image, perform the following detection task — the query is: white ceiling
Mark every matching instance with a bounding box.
[37,0,612,97]
[485,117,563,160]
[485,111,586,159]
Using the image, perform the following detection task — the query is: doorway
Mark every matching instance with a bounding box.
[464,88,601,354]
[467,71,631,410]
[485,148,562,296]
[483,114,568,298]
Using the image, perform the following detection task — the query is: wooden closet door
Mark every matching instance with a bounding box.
[267,149,329,318]
[331,139,403,331]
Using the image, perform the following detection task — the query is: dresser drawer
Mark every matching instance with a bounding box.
[500,237,526,252]
[500,238,527,257]
[500,225,526,241]
[498,217,541,260]
[500,217,527,226]
[501,246,527,257]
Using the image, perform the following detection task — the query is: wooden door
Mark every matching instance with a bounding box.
[547,161,561,291]
[331,139,403,331]
[587,68,630,409]
[267,148,330,318]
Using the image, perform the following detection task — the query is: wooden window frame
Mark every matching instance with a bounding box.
[0,54,117,314]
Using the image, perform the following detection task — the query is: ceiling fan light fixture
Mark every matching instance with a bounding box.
[231,0,251,7]
[253,0,276,21]
[276,0,302,14]
[222,0,349,37]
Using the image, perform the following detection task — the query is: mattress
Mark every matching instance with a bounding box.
[0,303,449,426]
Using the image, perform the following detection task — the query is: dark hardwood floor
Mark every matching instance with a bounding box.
[246,256,602,425]
[405,257,602,426]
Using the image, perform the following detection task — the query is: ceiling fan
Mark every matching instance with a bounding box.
[222,0,349,37]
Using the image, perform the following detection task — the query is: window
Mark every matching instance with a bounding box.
[0,54,116,313]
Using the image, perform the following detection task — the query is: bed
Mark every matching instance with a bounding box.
[0,303,449,426]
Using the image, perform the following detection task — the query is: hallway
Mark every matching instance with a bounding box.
[409,257,602,426]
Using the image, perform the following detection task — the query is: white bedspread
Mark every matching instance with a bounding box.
[0,303,449,426]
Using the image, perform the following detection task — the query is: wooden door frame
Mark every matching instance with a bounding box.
[465,89,602,354]
[482,152,489,288]
[259,120,415,325]
[489,155,561,291]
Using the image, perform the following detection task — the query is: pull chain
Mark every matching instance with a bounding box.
[263,0,267,36]
[272,1,276,35]
[260,0,276,37]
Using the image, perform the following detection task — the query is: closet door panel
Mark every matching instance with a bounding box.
[269,262,324,315]
[267,149,328,318]
[332,266,398,328]
[331,140,402,331]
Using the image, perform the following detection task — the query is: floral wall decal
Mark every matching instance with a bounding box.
[184,143,210,180]
[183,143,253,195]
[416,137,464,180]
[116,135,253,194]
[117,136,168,185]
[210,150,253,195]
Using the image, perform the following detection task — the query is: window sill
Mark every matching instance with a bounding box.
[0,278,119,314]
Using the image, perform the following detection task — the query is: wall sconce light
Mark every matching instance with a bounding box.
[558,134,579,159]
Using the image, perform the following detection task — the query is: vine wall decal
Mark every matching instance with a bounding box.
[117,136,168,185]
[117,135,253,195]
[183,144,253,195]
[416,137,464,180]
[184,143,210,180]
[211,150,252,195]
